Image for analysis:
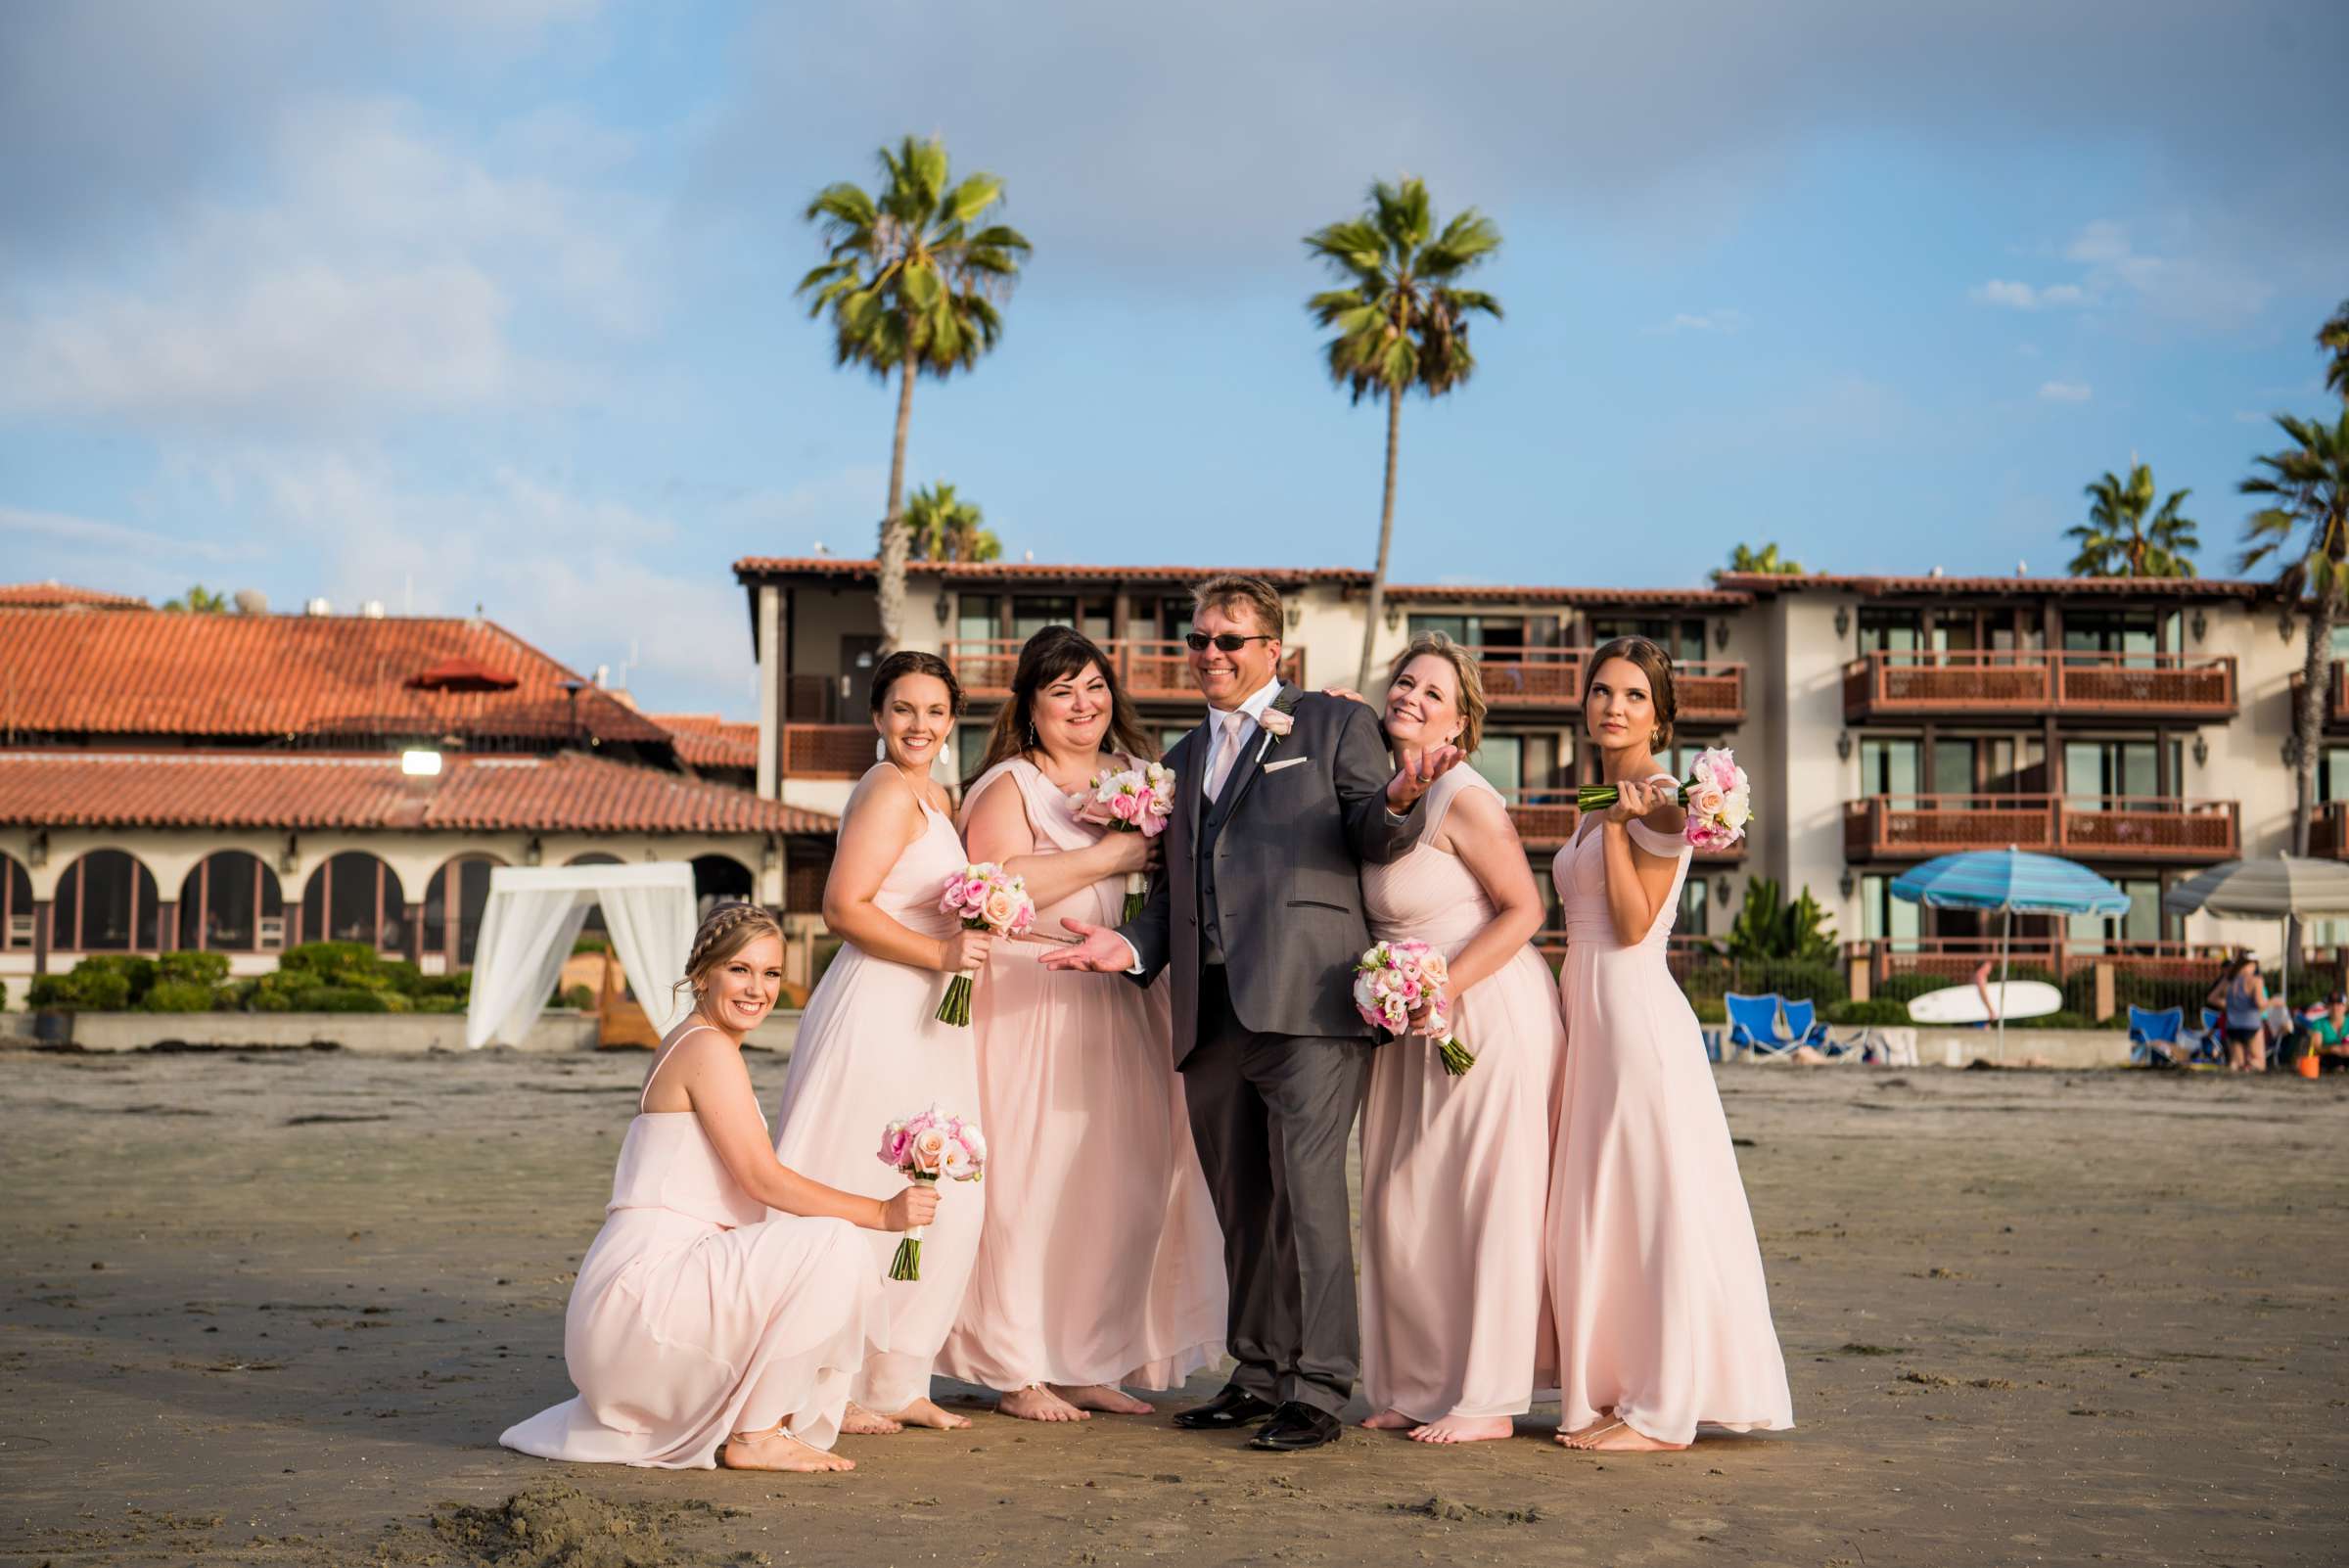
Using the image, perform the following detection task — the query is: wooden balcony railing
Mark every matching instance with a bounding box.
[2310,801,2349,859]
[1845,936,2238,986]
[780,724,879,780]
[1471,648,1583,706]
[947,640,1305,703]
[1843,794,2239,862]
[2286,660,2349,730]
[1842,650,2237,721]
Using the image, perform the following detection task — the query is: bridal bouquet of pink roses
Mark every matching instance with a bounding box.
[1070,761,1176,922]
[876,1105,987,1281]
[1352,938,1476,1077]
[935,863,1036,1026]
[1576,746,1753,851]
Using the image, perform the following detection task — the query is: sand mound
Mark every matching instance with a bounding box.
[425,1484,715,1568]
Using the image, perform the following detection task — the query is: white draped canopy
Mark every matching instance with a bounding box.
[463,862,697,1049]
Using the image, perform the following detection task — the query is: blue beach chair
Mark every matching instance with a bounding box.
[1726,992,1795,1059]
[2127,1004,2184,1066]
[1780,997,1837,1052]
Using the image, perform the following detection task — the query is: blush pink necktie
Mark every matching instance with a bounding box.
[1205,712,1242,802]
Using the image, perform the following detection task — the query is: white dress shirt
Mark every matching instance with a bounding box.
[1116,675,1287,972]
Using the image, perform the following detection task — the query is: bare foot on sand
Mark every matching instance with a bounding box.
[1410,1413,1514,1444]
[999,1385,1088,1422]
[1055,1383,1154,1415]
[886,1397,973,1431]
[840,1403,902,1436]
[1361,1408,1415,1430]
[1558,1417,1686,1452]
[720,1427,854,1472]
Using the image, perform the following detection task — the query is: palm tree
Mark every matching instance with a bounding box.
[2238,410,2349,879]
[1305,178,1502,690]
[2321,299,2349,403]
[797,136,1030,652]
[2066,462,2200,577]
[905,482,1001,564]
[161,584,230,613]
[1714,541,1805,582]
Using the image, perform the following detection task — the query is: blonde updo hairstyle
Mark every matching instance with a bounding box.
[1586,634,1678,753]
[1386,631,1487,756]
[673,902,785,1010]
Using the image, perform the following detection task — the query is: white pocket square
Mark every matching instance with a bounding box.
[1263,757,1310,774]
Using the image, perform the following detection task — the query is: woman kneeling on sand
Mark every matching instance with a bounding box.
[501,904,937,1472]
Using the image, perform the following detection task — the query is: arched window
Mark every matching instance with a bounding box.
[567,853,622,935]
[691,853,754,923]
[177,852,286,951]
[50,850,160,952]
[2,852,30,950]
[299,853,406,952]
[422,853,504,967]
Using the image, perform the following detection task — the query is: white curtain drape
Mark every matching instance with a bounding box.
[463,863,699,1049]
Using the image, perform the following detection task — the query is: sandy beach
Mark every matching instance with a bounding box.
[2,1044,2342,1568]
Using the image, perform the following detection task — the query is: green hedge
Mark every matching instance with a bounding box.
[29,945,474,1014]
[141,979,220,1013]
[1825,998,1913,1027]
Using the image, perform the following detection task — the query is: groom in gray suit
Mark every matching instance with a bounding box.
[1045,575,1461,1451]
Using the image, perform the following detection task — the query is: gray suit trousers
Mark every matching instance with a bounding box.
[1182,964,1374,1414]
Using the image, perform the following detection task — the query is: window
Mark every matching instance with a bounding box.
[1932,738,1976,798]
[1474,734,1524,799]
[1159,726,1191,756]
[1406,614,1543,650]
[1858,609,1921,654]
[2068,877,2164,945]
[177,851,284,951]
[2321,747,2349,804]
[423,856,501,966]
[957,723,993,784]
[1011,596,1076,640]
[1590,617,1703,665]
[956,594,1000,645]
[2065,739,2181,802]
[52,850,161,951]
[1,853,30,950]
[691,854,754,924]
[300,853,404,951]
[1679,876,1710,938]
[1860,737,1920,797]
[2063,610,2177,660]
[1860,874,1920,943]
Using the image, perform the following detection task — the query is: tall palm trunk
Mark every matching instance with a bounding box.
[1354,387,1404,692]
[876,345,918,654]
[2289,589,2336,970]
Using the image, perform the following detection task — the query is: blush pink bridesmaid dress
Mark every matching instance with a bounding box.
[1545,788,1793,1446]
[1357,766,1564,1424]
[501,1025,887,1466]
[770,779,987,1416]
[939,758,1225,1395]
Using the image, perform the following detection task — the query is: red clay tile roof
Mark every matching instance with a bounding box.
[1714,572,2271,600]
[0,608,669,745]
[0,750,835,835]
[0,580,149,609]
[732,557,1750,606]
[648,714,760,770]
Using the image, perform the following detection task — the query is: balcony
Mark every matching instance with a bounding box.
[780,724,879,780]
[2286,661,2349,732]
[1846,936,2235,987]
[1843,794,2240,863]
[1505,792,1742,860]
[1842,650,2237,723]
[1468,647,1746,724]
[2310,802,2349,859]
[947,640,1305,704]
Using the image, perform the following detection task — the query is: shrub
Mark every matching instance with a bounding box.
[251,986,295,1012]
[277,942,377,978]
[413,993,463,1014]
[1875,973,1947,1004]
[215,979,257,1011]
[0,977,8,1011]
[416,971,471,1003]
[554,984,595,1011]
[1825,998,1912,1027]
[29,968,132,1011]
[573,934,611,954]
[157,950,231,988]
[141,979,219,1013]
[73,954,159,1004]
[285,986,392,1013]
[1690,995,1727,1025]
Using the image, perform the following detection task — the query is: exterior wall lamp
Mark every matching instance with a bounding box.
[1836,730,1853,761]
[934,591,951,623]
[279,834,300,876]
[2191,733,2208,767]
[1833,605,1851,638]
[2189,610,2207,643]
[1712,620,1729,650]
[1383,603,1401,631]
[1838,867,1856,899]
[524,836,543,867]
[26,828,46,868]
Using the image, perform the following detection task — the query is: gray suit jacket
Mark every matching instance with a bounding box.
[1120,684,1425,1063]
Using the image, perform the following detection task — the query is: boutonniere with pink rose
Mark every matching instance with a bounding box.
[1252,692,1298,763]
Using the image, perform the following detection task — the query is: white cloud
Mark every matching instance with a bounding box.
[1655,308,1749,334]
[1971,279,2087,310]
[0,503,242,561]
[0,94,656,430]
[2038,380,2093,402]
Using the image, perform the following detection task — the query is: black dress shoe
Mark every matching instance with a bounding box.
[1247,1401,1343,1452]
[1172,1384,1278,1431]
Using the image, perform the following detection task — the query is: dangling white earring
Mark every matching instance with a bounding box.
[875,736,888,762]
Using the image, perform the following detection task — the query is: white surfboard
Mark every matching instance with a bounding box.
[1905,981,2062,1025]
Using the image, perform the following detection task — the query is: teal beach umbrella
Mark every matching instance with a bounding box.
[1891,849,2130,1050]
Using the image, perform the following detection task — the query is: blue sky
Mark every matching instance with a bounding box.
[3,0,2343,716]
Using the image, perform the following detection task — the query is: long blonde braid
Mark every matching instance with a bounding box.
[674,902,784,1009]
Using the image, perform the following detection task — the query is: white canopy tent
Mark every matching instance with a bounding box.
[464,862,697,1049]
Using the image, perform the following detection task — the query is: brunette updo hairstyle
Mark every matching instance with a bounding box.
[1586,634,1678,753]
[968,625,1155,787]
[869,649,964,716]
[1385,631,1488,755]
[673,902,784,1008]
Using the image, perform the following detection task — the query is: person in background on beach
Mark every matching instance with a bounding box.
[1971,959,2000,1022]
[2308,992,2349,1072]
[769,652,991,1435]
[2209,954,2269,1073]
[940,626,1226,1423]
[500,904,930,1473]
[1543,637,1792,1453]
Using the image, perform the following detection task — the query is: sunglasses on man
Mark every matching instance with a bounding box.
[1184,632,1276,652]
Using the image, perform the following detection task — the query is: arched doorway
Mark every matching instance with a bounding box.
[422,853,505,967]
[1,852,30,951]
[299,853,406,952]
[177,851,287,951]
[691,853,754,923]
[51,850,160,952]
